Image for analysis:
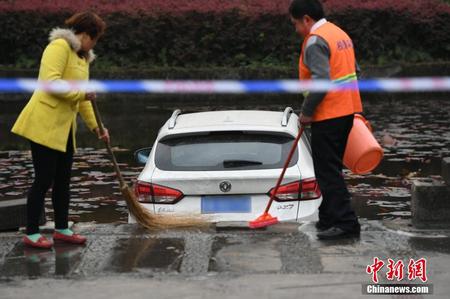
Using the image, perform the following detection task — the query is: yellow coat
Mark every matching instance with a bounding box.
[11,28,99,153]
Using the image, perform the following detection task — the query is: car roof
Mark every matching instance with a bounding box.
[158,110,299,138]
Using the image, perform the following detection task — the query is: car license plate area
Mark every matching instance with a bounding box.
[201,195,251,214]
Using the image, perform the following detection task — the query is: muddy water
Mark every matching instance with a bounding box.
[0,94,449,224]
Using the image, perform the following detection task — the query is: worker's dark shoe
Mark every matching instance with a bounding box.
[53,232,87,245]
[315,221,332,231]
[317,226,360,240]
[23,235,53,249]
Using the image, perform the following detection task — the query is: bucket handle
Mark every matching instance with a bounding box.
[355,113,373,132]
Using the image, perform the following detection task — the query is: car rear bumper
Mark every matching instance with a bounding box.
[128,195,322,223]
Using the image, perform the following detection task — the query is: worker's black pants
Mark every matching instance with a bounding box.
[26,131,73,235]
[311,114,360,232]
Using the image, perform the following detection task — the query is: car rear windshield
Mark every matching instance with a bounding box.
[155,131,298,171]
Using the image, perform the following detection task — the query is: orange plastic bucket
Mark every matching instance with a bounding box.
[343,114,384,174]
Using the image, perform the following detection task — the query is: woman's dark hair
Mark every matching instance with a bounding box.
[289,0,325,21]
[65,11,106,39]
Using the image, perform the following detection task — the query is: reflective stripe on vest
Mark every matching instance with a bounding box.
[333,72,357,84]
[299,22,363,122]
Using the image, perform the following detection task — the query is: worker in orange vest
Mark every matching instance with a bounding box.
[289,0,362,240]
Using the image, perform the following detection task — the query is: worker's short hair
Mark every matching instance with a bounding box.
[65,11,106,40]
[289,0,325,21]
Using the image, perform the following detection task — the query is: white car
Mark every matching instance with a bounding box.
[131,108,322,224]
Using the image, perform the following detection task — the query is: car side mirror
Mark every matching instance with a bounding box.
[134,147,152,165]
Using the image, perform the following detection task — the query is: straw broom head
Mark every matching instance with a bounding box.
[121,185,209,230]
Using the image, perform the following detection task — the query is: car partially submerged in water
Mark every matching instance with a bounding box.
[131,108,322,224]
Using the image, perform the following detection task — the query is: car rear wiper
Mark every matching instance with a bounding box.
[222,160,263,168]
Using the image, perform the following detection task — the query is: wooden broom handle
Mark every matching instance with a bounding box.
[90,99,126,188]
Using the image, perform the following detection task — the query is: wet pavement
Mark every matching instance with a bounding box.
[0,221,449,298]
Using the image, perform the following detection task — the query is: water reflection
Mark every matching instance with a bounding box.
[1,243,84,278]
[106,237,184,273]
[0,149,138,224]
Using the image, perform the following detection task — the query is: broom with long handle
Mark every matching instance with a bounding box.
[90,99,207,230]
[249,125,305,229]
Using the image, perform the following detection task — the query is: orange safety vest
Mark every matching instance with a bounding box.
[299,22,363,122]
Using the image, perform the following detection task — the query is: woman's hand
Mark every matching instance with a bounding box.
[94,127,110,144]
[86,92,97,101]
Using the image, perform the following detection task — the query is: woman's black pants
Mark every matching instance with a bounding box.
[311,114,360,232]
[26,131,73,235]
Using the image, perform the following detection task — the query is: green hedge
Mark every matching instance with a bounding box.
[1,9,449,69]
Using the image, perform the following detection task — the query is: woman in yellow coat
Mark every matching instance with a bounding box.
[11,12,109,249]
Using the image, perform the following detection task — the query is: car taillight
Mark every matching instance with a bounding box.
[269,178,321,201]
[134,181,184,204]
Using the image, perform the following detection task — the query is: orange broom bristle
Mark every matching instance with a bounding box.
[248,213,279,229]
